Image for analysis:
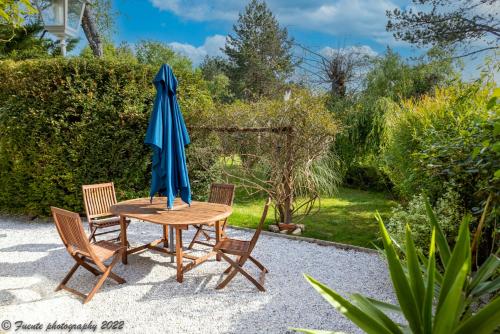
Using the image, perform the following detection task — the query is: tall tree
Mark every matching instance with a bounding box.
[224,0,294,100]
[135,40,193,72]
[386,0,500,57]
[199,55,230,81]
[81,3,103,57]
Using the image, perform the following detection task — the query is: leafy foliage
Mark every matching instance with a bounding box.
[0,58,217,215]
[224,0,294,100]
[135,40,193,72]
[0,22,78,60]
[0,0,36,30]
[330,48,454,179]
[387,190,463,254]
[297,199,500,334]
[201,90,340,223]
[382,81,499,259]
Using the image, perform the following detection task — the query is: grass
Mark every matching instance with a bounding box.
[228,187,397,249]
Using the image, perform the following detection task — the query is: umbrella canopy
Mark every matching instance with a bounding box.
[145,64,191,209]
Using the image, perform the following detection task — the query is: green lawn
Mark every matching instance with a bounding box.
[228,187,397,249]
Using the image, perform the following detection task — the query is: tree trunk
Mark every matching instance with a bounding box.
[81,4,103,57]
[282,130,293,224]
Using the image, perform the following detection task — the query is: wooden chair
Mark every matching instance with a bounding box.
[82,182,129,242]
[51,207,126,304]
[188,183,235,249]
[214,197,271,291]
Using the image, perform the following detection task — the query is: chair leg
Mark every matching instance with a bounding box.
[201,230,211,241]
[84,253,122,304]
[224,256,241,274]
[56,263,80,291]
[88,227,98,243]
[216,253,265,291]
[78,259,101,276]
[249,255,268,273]
[188,225,203,249]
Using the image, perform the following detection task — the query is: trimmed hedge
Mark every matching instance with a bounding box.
[0,58,216,215]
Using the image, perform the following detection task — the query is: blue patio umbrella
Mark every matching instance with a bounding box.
[145,64,191,209]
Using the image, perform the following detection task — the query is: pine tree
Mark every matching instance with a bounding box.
[224,0,294,100]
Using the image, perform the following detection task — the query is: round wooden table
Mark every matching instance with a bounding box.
[111,197,232,283]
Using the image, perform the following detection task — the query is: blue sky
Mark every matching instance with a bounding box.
[103,0,416,64]
[68,0,495,81]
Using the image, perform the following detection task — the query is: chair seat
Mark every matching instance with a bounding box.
[91,241,123,261]
[91,216,128,228]
[215,238,250,255]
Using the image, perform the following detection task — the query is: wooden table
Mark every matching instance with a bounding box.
[110,197,232,283]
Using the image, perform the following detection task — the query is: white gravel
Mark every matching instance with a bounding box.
[0,215,396,334]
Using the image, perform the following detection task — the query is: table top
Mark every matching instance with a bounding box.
[110,197,232,226]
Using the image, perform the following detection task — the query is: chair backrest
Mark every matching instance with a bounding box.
[249,197,272,252]
[82,182,117,220]
[208,183,235,206]
[51,207,93,257]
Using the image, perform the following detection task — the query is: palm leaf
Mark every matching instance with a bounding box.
[405,225,426,309]
[304,275,394,334]
[433,263,469,334]
[376,213,423,334]
[437,216,471,311]
[351,294,403,334]
[454,296,500,334]
[424,197,451,266]
[422,229,436,334]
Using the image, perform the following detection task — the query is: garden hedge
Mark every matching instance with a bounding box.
[0,58,216,216]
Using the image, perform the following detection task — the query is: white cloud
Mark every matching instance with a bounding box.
[320,45,378,58]
[169,34,227,65]
[150,0,406,47]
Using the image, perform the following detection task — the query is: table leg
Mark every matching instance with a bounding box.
[215,220,222,261]
[176,227,183,283]
[162,225,168,248]
[120,215,128,265]
[169,225,175,263]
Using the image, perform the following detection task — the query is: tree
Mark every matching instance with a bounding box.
[80,40,135,62]
[296,44,372,97]
[199,55,230,81]
[81,2,103,57]
[203,90,339,224]
[135,40,192,72]
[0,22,78,59]
[330,48,455,178]
[224,0,294,100]
[0,0,36,30]
[386,0,500,57]
[199,56,234,103]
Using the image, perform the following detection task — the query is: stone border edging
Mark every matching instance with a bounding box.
[227,225,378,254]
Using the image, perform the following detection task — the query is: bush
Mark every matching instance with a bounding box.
[203,89,340,223]
[343,164,393,192]
[387,189,463,253]
[382,82,499,258]
[0,58,217,216]
[382,83,497,204]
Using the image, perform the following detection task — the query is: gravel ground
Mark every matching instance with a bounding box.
[0,215,397,334]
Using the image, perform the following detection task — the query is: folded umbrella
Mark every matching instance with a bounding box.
[145,64,191,209]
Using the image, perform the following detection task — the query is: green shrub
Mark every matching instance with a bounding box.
[0,58,217,215]
[343,164,393,192]
[387,189,463,253]
[382,83,497,203]
[297,198,500,334]
[381,82,499,258]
